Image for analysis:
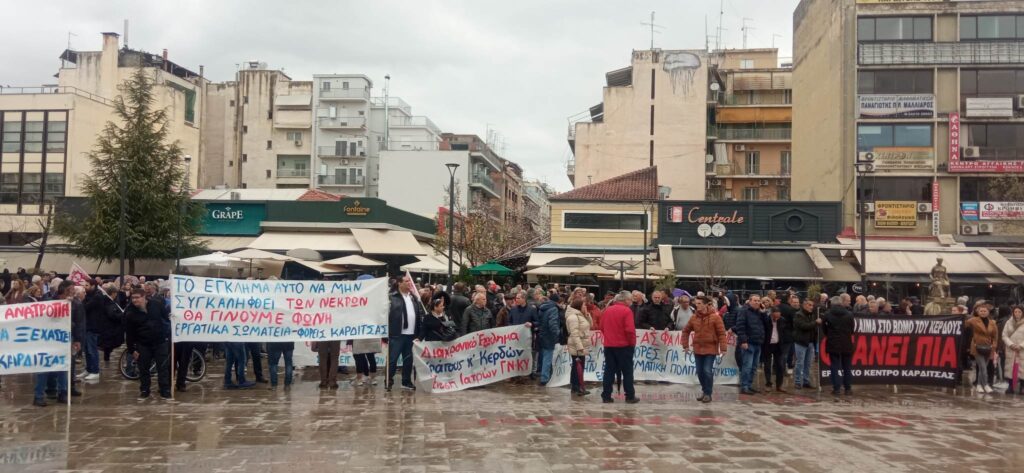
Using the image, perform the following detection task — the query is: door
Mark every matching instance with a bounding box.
[335,140,347,156]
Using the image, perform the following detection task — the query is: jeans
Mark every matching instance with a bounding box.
[84,332,100,374]
[694,354,716,396]
[829,352,853,392]
[539,348,554,384]
[763,343,789,387]
[246,342,265,381]
[224,342,247,386]
[387,335,414,387]
[354,353,377,376]
[33,371,67,399]
[793,343,814,387]
[974,353,990,387]
[740,344,762,390]
[601,346,636,400]
[173,342,194,389]
[570,355,586,393]
[137,341,171,396]
[266,342,294,386]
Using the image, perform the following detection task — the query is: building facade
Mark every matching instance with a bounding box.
[793,0,1024,245]
[0,32,203,244]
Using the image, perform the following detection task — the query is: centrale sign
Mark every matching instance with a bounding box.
[686,207,745,224]
[344,200,371,216]
[210,207,244,220]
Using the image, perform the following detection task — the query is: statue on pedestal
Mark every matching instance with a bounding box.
[929,257,950,300]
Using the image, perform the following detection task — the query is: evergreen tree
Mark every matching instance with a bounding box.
[56,68,203,274]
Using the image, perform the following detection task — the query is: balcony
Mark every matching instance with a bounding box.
[713,127,791,141]
[277,168,310,178]
[470,172,499,197]
[390,115,441,136]
[858,41,1024,66]
[317,146,366,158]
[719,93,791,106]
[318,88,370,101]
[318,116,366,129]
[370,96,412,115]
[318,175,365,187]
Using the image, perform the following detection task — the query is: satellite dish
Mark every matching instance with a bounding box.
[705,154,715,164]
[709,83,721,91]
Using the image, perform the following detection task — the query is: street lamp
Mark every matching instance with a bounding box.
[640,199,656,294]
[175,155,192,273]
[855,157,875,294]
[445,163,459,291]
[117,158,130,285]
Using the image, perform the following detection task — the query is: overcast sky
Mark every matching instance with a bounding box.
[1,0,799,192]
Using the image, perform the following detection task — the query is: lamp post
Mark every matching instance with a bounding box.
[640,199,655,294]
[855,158,875,294]
[117,158,130,285]
[445,163,459,292]
[175,155,192,273]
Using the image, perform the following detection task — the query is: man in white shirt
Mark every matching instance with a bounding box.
[671,296,695,330]
[386,275,425,391]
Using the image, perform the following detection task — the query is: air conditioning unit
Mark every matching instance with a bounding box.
[359,151,366,157]
[342,159,349,165]
[963,146,981,158]
[711,179,723,186]
[1017,95,1024,109]
[706,180,714,189]
[734,144,746,151]
[917,202,933,213]
[861,202,875,214]
[294,140,302,147]
[962,224,978,235]
[776,179,787,185]
[229,191,241,201]
[759,179,769,186]
[978,222,994,234]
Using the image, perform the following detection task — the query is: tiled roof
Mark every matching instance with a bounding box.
[298,189,343,201]
[550,166,658,202]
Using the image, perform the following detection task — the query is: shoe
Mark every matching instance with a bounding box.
[329,383,339,389]
[843,389,852,396]
[776,387,787,393]
[401,383,416,391]
[765,382,773,389]
[76,371,88,379]
[831,389,841,396]
[269,383,277,389]
[701,395,712,403]
[84,373,99,381]
[794,385,803,391]
[160,392,172,399]
[57,393,68,403]
[581,389,591,395]
[983,385,994,394]
[602,397,614,403]
[371,378,378,386]
[803,382,813,389]
[138,392,150,399]
[625,397,640,404]
[318,383,328,389]
[385,385,393,392]
[33,398,47,407]
[749,388,761,394]
[238,381,256,389]
[255,378,269,384]
[741,388,755,395]
[176,385,187,392]
[224,384,239,390]
[70,389,82,397]
[45,391,57,400]
[695,395,707,402]
[573,390,585,397]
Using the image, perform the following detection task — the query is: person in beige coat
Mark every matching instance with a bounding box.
[1001,306,1024,395]
[566,298,593,396]
[965,305,999,394]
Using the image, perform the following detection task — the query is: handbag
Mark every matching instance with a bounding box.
[431,316,458,342]
[975,318,993,358]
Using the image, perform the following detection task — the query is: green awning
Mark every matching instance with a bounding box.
[468,260,514,276]
[669,247,820,281]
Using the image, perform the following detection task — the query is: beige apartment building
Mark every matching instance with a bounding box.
[568,49,709,199]
[793,0,1024,244]
[0,32,203,244]
[707,49,793,201]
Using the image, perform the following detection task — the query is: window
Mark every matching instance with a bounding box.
[242,125,248,134]
[857,124,932,151]
[857,177,932,202]
[2,120,21,152]
[267,109,273,120]
[962,15,1024,40]
[228,160,234,167]
[740,59,754,69]
[229,99,235,107]
[743,187,760,201]
[745,151,760,175]
[0,174,18,203]
[858,70,933,94]
[266,140,272,150]
[43,173,63,202]
[266,170,272,179]
[21,173,40,203]
[960,69,1024,98]
[46,121,66,152]
[321,81,331,91]
[781,151,792,175]
[286,131,302,141]
[342,82,349,89]
[960,177,1000,202]
[777,186,790,201]
[966,124,1024,160]
[858,16,931,41]
[243,96,249,105]
[242,154,248,163]
[24,121,43,153]
[563,212,648,231]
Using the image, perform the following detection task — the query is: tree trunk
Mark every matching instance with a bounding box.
[33,206,54,273]
[129,258,137,276]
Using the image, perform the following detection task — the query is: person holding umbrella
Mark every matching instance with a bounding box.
[1002,305,1024,395]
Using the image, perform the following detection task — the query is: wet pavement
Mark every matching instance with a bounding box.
[2,354,1024,472]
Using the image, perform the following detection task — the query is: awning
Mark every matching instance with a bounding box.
[201,236,257,252]
[848,248,1023,276]
[322,255,386,267]
[249,232,361,252]
[290,259,346,274]
[351,228,425,255]
[524,266,581,277]
[228,248,296,261]
[820,259,861,282]
[668,248,820,281]
[401,256,449,275]
[526,252,645,267]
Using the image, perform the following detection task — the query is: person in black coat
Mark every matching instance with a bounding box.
[447,283,471,337]
[638,291,673,330]
[124,288,172,398]
[820,293,855,395]
[97,283,125,362]
[81,280,104,378]
[734,294,768,394]
[422,296,456,342]
[762,307,793,391]
[386,275,426,391]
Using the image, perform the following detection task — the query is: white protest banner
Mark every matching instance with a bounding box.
[67,263,91,286]
[413,325,532,393]
[289,342,390,368]
[0,300,72,375]
[548,330,739,386]
[170,274,388,342]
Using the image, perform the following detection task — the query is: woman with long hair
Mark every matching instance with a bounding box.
[966,304,999,394]
[565,297,593,397]
[5,279,25,304]
[1001,305,1024,395]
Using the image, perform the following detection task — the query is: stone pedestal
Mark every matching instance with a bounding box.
[925,297,956,315]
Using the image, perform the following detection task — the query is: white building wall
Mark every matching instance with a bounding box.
[378,150,470,217]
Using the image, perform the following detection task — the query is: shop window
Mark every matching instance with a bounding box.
[563,212,647,231]
[858,70,933,94]
[857,177,932,202]
[857,124,932,151]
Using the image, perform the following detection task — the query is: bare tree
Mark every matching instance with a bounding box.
[699,247,730,293]
[434,182,537,268]
[32,205,55,273]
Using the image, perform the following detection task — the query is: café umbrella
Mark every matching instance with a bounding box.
[467,261,514,276]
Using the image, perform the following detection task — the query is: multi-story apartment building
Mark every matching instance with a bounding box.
[502,160,524,223]
[706,49,793,201]
[794,0,1024,244]
[567,49,709,198]
[522,179,552,234]
[202,62,313,190]
[0,32,203,244]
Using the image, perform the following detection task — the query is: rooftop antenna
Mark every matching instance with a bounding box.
[772,33,782,49]
[63,32,77,68]
[742,18,755,49]
[640,11,664,50]
[716,0,724,51]
[123,19,129,48]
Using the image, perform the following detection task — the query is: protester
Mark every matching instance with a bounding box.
[586,293,603,330]
[565,297,593,396]
[1001,305,1024,395]
[462,292,493,335]
[246,342,268,384]
[671,295,694,331]
[792,299,818,390]
[820,293,855,395]
[762,307,792,392]
[966,304,999,394]
[536,293,561,386]
[681,295,727,403]
[313,340,340,389]
[99,284,125,362]
[448,283,470,334]
[124,288,171,399]
[600,291,638,404]
[5,279,25,304]
[734,294,766,395]
[350,337,380,387]
[31,284,82,407]
[266,341,295,389]
[629,291,645,324]
[422,297,457,342]
[638,290,673,330]
[387,275,424,391]
[504,292,536,328]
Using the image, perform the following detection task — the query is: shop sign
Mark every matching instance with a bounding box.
[343,199,372,216]
[931,180,940,236]
[858,94,934,119]
[948,112,1024,173]
[965,97,1013,118]
[858,149,933,171]
[666,205,684,223]
[874,201,917,228]
[201,203,266,236]
[979,202,1024,220]
[961,202,979,221]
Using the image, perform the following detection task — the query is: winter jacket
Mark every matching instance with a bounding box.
[682,309,727,355]
[792,308,818,346]
[763,316,793,345]
[823,305,855,355]
[778,302,797,336]
[124,299,170,352]
[965,315,999,358]
[507,304,536,326]
[733,304,767,346]
[601,302,636,348]
[85,290,106,334]
[565,306,593,356]
[70,298,86,344]
[1001,315,1024,378]
[448,293,471,334]
[388,291,426,337]
[536,300,561,350]
[638,302,673,330]
[587,303,603,330]
[461,304,493,336]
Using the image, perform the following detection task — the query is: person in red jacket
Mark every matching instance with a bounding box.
[600,291,639,404]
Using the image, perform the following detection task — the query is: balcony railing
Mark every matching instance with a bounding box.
[390,115,441,135]
[714,127,791,141]
[277,168,310,178]
[317,146,366,158]
[470,172,498,195]
[318,88,370,100]
[719,93,791,106]
[318,175,365,186]
[859,41,1024,66]
[0,85,113,106]
[370,96,412,115]
[318,116,366,129]
[566,159,575,176]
